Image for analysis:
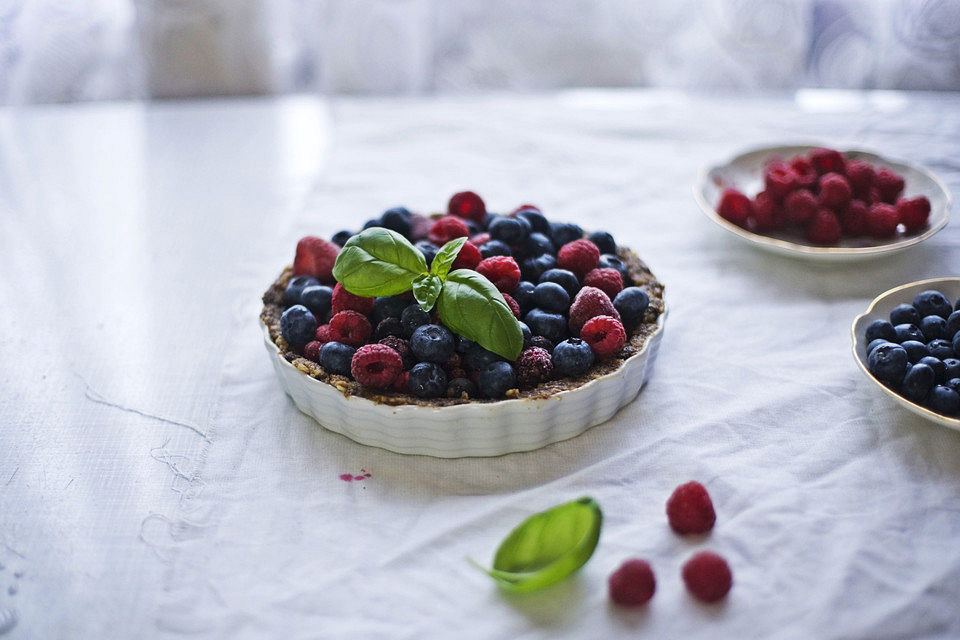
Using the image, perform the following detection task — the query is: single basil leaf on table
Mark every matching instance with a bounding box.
[412,274,443,312]
[436,269,523,361]
[430,236,468,281]
[472,497,603,593]
[331,227,428,297]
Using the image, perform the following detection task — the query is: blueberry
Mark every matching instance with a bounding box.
[373,295,410,323]
[447,378,477,399]
[587,231,616,254]
[465,344,503,371]
[518,321,532,347]
[318,341,356,376]
[955,332,960,357]
[480,240,512,258]
[946,310,960,337]
[489,216,530,244]
[300,285,333,320]
[415,241,439,267]
[331,230,353,247]
[865,320,896,344]
[928,339,955,360]
[946,378,960,394]
[894,323,924,343]
[598,254,631,286]
[515,209,550,234]
[867,339,894,356]
[362,218,382,230]
[614,287,650,327]
[553,338,595,377]
[529,335,555,352]
[550,222,583,248]
[481,213,502,231]
[914,290,952,319]
[400,304,431,338]
[478,361,517,399]
[410,324,456,363]
[901,340,930,363]
[465,220,481,236]
[920,315,947,341]
[902,363,936,402]
[525,308,569,344]
[929,385,960,416]
[539,268,580,298]
[533,282,570,313]
[889,303,920,327]
[380,207,412,237]
[408,362,448,398]
[280,305,318,346]
[919,356,946,383]
[523,232,555,257]
[944,358,960,381]
[521,254,557,282]
[512,281,536,313]
[456,335,477,354]
[867,343,908,384]
[283,275,321,307]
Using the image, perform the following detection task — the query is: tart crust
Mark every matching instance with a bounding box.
[261,247,664,406]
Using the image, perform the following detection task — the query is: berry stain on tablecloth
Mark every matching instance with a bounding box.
[339,469,372,482]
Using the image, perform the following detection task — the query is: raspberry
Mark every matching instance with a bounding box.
[840,200,869,236]
[328,310,371,347]
[808,147,846,176]
[867,186,883,205]
[569,286,620,335]
[763,162,799,198]
[529,336,554,352]
[875,168,905,203]
[393,370,410,391]
[845,159,875,196]
[867,203,899,238]
[350,343,403,388]
[805,209,842,245]
[447,191,486,222]
[666,481,716,535]
[516,347,553,388]
[783,190,818,225]
[896,196,931,234]
[608,559,656,607]
[375,317,402,340]
[293,236,339,283]
[469,232,491,246]
[557,239,600,277]
[331,282,375,315]
[682,551,732,603]
[303,341,323,362]
[428,215,470,246]
[450,240,482,271]
[789,156,818,190]
[315,324,332,343]
[581,315,626,358]
[817,172,852,209]
[751,190,782,231]
[716,188,753,227]
[378,336,413,368]
[510,204,540,215]
[582,268,623,300]
[476,256,521,293]
[501,293,521,318]
[442,353,463,374]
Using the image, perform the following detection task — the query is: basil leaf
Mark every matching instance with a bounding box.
[473,497,602,593]
[331,228,428,297]
[430,237,468,281]
[412,274,442,312]
[437,270,523,361]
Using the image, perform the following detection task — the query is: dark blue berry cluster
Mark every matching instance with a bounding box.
[865,290,960,417]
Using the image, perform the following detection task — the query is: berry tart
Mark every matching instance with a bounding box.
[260,192,666,456]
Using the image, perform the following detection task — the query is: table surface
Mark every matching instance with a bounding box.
[2,89,960,640]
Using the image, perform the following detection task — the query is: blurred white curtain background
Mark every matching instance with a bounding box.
[0,0,958,104]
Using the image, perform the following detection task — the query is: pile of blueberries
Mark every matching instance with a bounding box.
[865,289,960,417]
[278,197,654,400]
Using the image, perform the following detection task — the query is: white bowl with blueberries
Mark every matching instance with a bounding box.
[853,278,960,429]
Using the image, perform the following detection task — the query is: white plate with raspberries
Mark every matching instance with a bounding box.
[695,144,951,261]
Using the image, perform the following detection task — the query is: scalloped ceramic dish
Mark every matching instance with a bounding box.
[852,277,960,431]
[695,144,951,262]
[261,306,666,458]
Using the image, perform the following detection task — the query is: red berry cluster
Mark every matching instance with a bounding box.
[717,147,930,245]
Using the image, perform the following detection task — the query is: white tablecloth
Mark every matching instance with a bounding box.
[2,90,959,639]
